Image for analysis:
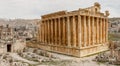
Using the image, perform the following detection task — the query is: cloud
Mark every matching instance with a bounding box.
[0,0,119,19]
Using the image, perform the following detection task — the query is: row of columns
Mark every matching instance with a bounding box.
[38,15,108,48]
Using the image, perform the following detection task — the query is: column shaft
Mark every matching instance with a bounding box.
[78,15,82,48]
[100,18,102,43]
[106,18,108,42]
[84,16,87,47]
[55,19,57,45]
[92,17,95,45]
[72,16,76,47]
[88,16,91,46]
[67,17,71,47]
[97,18,99,44]
[63,17,66,46]
[58,18,61,45]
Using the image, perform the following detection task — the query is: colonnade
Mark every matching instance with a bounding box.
[38,15,108,49]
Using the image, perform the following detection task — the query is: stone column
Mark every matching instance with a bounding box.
[92,17,95,45]
[103,18,105,43]
[88,16,91,46]
[63,17,66,46]
[41,22,43,42]
[84,16,87,47]
[44,21,46,43]
[45,21,47,43]
[43,21,45,43]
[97,18,99,44]
[53,19,55,45]
[72,16,76,47]
[67,17,71,47]
[39,24,41,42]
[56,19,59,45]
[58,18,61,46]
[100,18,102,44]
[49,20,51,44]
[51,19,53,45]
[47,20,50,44]
[55,19,57,45]
[106,18,108,42]
[78,15,82,48]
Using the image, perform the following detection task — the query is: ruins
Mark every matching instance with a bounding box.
[36,2,110,57]
[0,25,26,54]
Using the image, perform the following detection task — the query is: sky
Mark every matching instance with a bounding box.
[0,0,119,19]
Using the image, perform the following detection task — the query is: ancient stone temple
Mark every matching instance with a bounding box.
[37,2,110,57]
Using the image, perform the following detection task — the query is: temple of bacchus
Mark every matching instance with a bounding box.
[37,2,110,57]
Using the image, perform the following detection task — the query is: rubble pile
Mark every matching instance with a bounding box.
[19,48,59,63]
[94,41,120,65]
[0,53,29,66]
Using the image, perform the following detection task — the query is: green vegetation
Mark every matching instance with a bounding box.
[108,33,120,41]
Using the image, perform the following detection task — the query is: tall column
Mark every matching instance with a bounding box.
[92,17,95,45]
[72,16,76,47]
[100,18,102,44]
[45,21,47,43]
[54,19,57,45]
[42,21,44,42]
[78,15,82,48]
[56,19,59,45]
[39,24,41,42]
[44,21,46,43]
[47,20,50,44]
[88,16,91,46]
[63,17,66,46]
[53,19,55,45]
[43,21,45,43]
[51,19,53,45]
[67,16,71,47]
[103,18,105,43]
[96,18,99,44]
[49,20,51,44]
[58,18,61,46]
[106,18,108,42]
[84,16,87,47]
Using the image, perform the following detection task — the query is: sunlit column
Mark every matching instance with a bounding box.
[67,17,71,47]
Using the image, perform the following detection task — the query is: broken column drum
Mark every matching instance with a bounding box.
[37,2,110,57]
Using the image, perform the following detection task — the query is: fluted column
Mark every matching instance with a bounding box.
[78,15,82,48]
[67,17,71,47]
